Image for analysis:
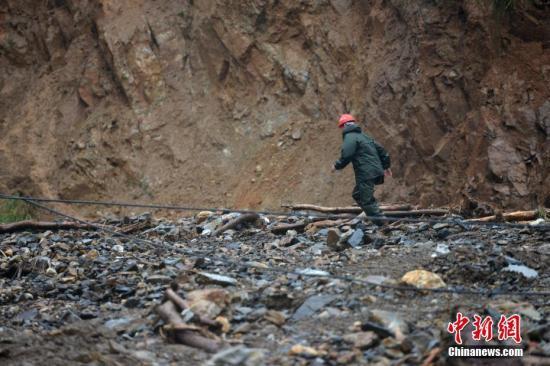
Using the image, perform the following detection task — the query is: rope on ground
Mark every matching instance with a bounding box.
[20,199,166,249]
[4,195,550,297]
[1,193,549,230]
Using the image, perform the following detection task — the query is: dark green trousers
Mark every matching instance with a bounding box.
[352,179,381,217]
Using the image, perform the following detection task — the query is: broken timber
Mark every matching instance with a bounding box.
[282,203,411,214]
[305,219,347,231]
[270,221,308,234]
[313,209,449,220]
[165,288,220,328]
[381,209,448,217]
[212,212,260,236]
[156,300,223,353]
[466,210,547,223]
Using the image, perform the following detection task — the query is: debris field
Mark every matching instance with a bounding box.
[0,208,549,365]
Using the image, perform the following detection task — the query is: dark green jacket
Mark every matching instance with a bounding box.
[334,124,390,181]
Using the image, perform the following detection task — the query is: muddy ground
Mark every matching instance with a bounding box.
[1,212,549,365]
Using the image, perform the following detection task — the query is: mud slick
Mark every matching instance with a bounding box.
[1,211,548,365]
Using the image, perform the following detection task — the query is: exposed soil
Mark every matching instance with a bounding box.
[0,0,549,214]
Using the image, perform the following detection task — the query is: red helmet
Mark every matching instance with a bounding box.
[338,114,355,128]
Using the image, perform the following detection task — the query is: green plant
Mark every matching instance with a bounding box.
[536,207,548,220]
[0,199,34,223]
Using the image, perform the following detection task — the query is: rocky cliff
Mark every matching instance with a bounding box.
[1,0,549,214]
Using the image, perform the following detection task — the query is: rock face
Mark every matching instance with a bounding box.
[0,0,548,210]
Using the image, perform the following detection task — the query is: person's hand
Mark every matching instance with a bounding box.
[384,168,392,177]
[331,164,337,172]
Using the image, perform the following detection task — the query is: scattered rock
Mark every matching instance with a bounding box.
[295,268,330,277]
[343,331,378,349]
[347,229,364,248]
[145,274,172,284]
[111,244,124,253]
[432,243,450,257]
[400,269,446,289]
[197,211,213,224]
[185,289,231,319]
[292,294,336,321]
[489,301,542,322]
[503,264,538,279]
[289,344,320,358]
[326,228,341,250]
[432,223,449,230]
[196,272,238,286]
[369,310,409,341]
[0,207,547,364]
[206,346,265,366]
[291,130,302,140]
[264,310,286,326]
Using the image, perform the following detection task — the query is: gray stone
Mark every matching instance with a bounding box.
[364,275,391,285]
[132,350,157,363]
[104,317,133,330]
[488,137,528,196]
[538,100,550,135]
[326,228,341,249]
[16,308,39,323]
[369,310,409,340]
[197,272,238,286]
[342,331,378,349]
[432,243,450,257]
[33,256,51,273]
[206,346,265,366]
[145,275,172,284]
[503,264,538,279]
[347,229,364,248]
[111,244,124,253]
[432,223,449,230]
[295,268,330,277]
[292,294,337,321]
[291,129,302,140]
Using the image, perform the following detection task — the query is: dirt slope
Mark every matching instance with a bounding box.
[0,0,549,214]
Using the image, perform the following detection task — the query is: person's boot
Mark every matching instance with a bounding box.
[363,204,384,226]
[370,215,384,227]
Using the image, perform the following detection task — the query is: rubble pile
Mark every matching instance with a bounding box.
[0,210,549,365]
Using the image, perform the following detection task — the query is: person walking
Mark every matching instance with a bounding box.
[333,114,391,225]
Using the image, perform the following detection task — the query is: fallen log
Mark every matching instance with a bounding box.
[305,219,347,231]
[165,288,219,328]
[117,218,152,234]
[355,210,448,221]
[381,209,448,217]
[270,222,308,235]
[381,204,413,211]
[421,347,442,366]
[0,220,96,234]
[156,300,223,353]
[212,212,260,236]
[466,210,547,223]
[282,203,411,214]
